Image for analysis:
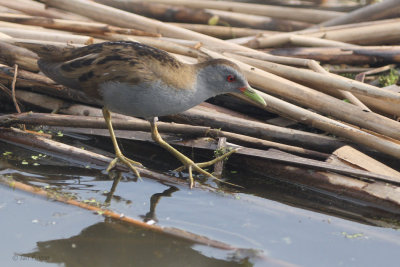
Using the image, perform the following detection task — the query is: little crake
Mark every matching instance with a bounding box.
[34,41,266,187]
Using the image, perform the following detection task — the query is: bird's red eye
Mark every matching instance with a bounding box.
[227,75,236,82]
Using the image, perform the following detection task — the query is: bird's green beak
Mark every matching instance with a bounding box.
[240,86,266,107]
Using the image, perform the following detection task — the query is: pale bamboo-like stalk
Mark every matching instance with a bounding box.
[201,49,400,159]
[235,90,400,160]
[226,36,257,46]
[0,6,22,14]
[12,1,400,149]
[245,34,360,48]
[43,0,236,50]
[0,111,333,158]
[0,13,160,36]
[41,0,400,104]
[261,46,400,65]
[252,19,400,48]
[0,0,92,21]
[331,146,400,179]
[226,52,400,105]
[307,21,400,45]
[203,8,312,30]
[96,0,312,31]
[0,20,61,30]
[0,27,94,44]
[307,60,370,111]
[169,23,277,39]
[288,35,359,48]
[130,0,344,23]
[319,0,400,27]
[94,34,202,58]
[231,51,316,67]
[0,41,39,72]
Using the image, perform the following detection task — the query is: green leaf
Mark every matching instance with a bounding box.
[208,15,219,25]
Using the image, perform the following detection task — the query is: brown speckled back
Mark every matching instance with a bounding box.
[37,41,197,100]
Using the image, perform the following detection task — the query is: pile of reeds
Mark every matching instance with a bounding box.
[1,0,400,210]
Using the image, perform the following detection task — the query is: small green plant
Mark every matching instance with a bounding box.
[379,68,399,87]
[214,147,234,161]
[341,232,364,239]
[340,73,356,79]
[208,15,219,26]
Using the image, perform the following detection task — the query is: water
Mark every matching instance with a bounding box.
[1,137,400,267]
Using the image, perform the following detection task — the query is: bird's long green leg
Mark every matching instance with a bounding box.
[150,118,237,188]
[102,107,142,177]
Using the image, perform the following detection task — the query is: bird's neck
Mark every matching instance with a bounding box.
[153,63,197,91]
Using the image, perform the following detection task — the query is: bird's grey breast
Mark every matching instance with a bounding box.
[99,80,204,118]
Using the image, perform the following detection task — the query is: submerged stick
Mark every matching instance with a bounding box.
[0,176,237,250]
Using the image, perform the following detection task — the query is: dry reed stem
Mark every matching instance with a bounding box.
[169,23,277,39]
[252,19,400,48]
[134,0,344,23]
[0,0,92,21]
[319,0,400,27]
[306,60,370,111]
[11,64,21,113]
[0,13,160,36]
[202,49,400,159]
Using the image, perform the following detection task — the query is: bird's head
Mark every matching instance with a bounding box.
[196,59,266,106]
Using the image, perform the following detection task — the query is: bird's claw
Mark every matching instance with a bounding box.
[107,154,142,179]
[174,149,240,188]
[174,160,216,188]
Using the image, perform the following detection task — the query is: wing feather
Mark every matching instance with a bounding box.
[35,41,193,99]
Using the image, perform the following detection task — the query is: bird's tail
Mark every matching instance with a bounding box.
[12,40,84,61]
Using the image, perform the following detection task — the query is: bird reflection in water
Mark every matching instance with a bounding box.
[104,171,178,224]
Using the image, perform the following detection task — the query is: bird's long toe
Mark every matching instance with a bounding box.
[175,159,216,188]
[174,154,241,188]
[196,149,238,168]
[174,149,237,173]
[107,154,142,178]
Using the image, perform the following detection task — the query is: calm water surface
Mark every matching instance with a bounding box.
[1,138,399,267]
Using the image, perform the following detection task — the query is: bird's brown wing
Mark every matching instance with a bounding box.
[36,41,187,98]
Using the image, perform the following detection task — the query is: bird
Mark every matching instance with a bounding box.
[29,41,266,187]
